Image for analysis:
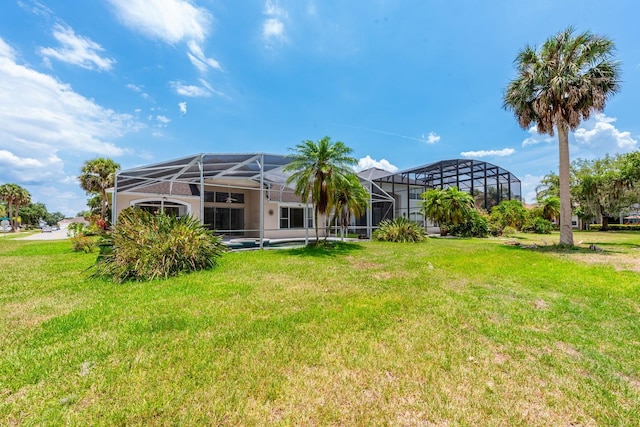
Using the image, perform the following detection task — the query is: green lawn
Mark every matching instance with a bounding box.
[1,232,639,425]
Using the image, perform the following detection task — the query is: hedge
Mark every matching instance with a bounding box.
[588,223,640,231]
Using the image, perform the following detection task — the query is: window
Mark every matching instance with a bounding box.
[204,191,244,204]
[135,200,187,217]
[215,192,244,204]
[204,207,244,235]
[409,188,424,200]
[280,206,311,229]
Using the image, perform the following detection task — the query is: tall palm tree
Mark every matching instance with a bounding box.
[333,174,370,240]
[78,158,121,222]
[284,136,357,243]
[0,183,31,231]
[504,27,621,246]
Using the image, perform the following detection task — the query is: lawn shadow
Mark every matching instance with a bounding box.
[501,240,628,255]
[286,241,364,258]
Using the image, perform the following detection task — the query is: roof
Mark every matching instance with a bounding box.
[372,158,521,187]
[116,153,293,193]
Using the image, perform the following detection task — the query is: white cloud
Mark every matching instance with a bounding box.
[187,40,221,73]
[154,115,171,128]
[0,37,144,214]
[178,102,187,114]
[263,19,284,39]
[39,24,115,71]
[519,174,544,205]
[262,0,287,46]
[423,132,440,144]
[522,126,554,147]
[107,0,220,74]
[0,38,15,60]
[126,83,143,92]
[460,148,515,158]
[170,81,211,97]
[355,155,398,172]
[574,113,637,151]
[0,150,64,183]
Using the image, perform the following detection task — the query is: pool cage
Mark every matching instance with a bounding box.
[112,153,396,245]
[351,159,522,233]
[112,155,521,243]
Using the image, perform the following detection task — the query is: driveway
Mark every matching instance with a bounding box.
[15,227,70,241]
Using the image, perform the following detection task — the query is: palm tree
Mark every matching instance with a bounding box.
[441,186,475,226]
[0,183,31,231]
[538,196,561,223]
[333,174,370,240]
[284,136,357,243]
[535,172,560,201]
[78,158,121,222]
[420,186,475,232]
[420,188,447,226]
[504,27,621,246]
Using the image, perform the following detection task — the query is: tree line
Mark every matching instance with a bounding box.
[0,184,65,231]
[537,151,640,230]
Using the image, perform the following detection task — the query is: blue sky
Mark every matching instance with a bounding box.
[0,0,638,216]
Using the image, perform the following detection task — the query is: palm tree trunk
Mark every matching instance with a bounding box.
[314,207,319,243]
[557,121,574,246]
[601,209,610,231]
[8,202,15,232]
[101,189,107,221]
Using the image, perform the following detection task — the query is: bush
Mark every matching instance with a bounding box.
[373,217,426,242]
[67,222,88,237]
[447,210,489,238]
[93,208,226,283]
[502,226,518,237]
[522,216,554,234]
[71,234,95,253]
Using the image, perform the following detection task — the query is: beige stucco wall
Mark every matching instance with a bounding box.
[114,192,201,220]
[115,184,326,239]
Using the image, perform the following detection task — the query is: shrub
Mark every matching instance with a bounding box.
[93,208,226,283]
[373,217,426,242]
[489,200,527,230]
[67,222,88,237]
[502,226,518,237]
[522,216,554,234]
[447,210,489,238]
[71,234,95,253]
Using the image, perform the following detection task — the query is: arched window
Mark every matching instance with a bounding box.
[131,198,190,217]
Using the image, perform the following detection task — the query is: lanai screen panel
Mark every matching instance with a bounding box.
[116,153,295,195]
[372,159,521,211]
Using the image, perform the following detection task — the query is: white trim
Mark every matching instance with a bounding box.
[279,203,313,229]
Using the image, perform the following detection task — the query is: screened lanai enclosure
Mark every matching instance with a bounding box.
[365,159,522,231]
[111,154,521,244]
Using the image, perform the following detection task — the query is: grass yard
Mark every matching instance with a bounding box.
[1,232,639,425]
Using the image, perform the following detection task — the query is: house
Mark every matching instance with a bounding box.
[111,153,521,244]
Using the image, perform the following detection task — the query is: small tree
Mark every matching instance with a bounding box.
[420,187,475,234]
[78,158,121,222]
[333,174,369,240]
[285,137,357,243]
[538,196,560,223]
